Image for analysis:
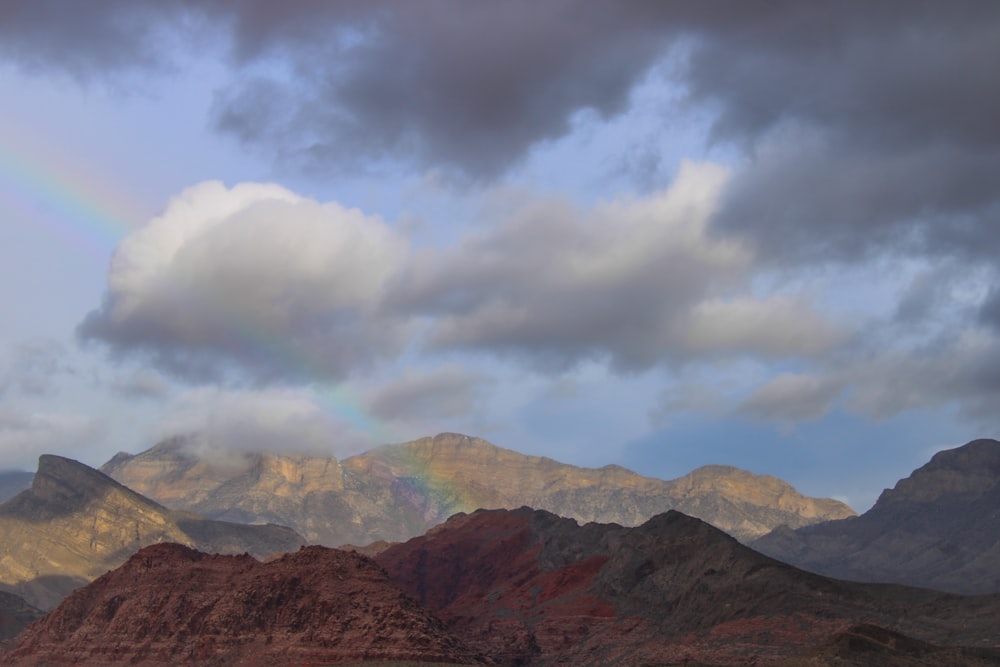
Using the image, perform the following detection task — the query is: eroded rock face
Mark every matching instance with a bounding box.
[6,543,482,666]
[375,507,1000,666]
[0,455,304,610]
[102,432,854,546]
[753,438,1000,594]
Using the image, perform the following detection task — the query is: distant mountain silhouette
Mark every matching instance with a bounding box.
[102,432,854,546]
[374,507,1000,665]
[753,438,1000,594]
[0,455,305,610]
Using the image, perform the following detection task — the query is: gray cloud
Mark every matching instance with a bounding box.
[738,373,845,424]
[0,406,107,469]
[387,162,844,371]
[4,2,997,206]
[110,369,171,400]
[682,2,1000,265]
[365,365,489,423]
[156,387,377,458]
[0,340,73,397]
[737,327,1000,428]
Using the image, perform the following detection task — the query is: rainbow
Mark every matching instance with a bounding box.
[0,124,145,262]
[0,124,402,448]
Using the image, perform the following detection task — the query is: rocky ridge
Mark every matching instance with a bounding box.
[6,508,1000,666]
[102,432,854,546]
[753,438,1000,594]
[5,543,482,666]
[0,455,305,610]
[374,507,1000,666]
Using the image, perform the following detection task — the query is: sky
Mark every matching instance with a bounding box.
[1,1,998,511]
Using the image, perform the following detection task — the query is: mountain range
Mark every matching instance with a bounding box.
[7,507,1000,666]
[101,432,855,546]
[753,438,1000,595]
[0,455,304,610]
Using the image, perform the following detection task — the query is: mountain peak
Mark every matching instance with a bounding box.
[2,455,161,521]
[876,438,1000,507]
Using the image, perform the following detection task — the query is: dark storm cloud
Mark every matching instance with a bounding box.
[0,1,184,79]
[209,1,676,179]
[5,1,998,205]
[680,1,1000,263]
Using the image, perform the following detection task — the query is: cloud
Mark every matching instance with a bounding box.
[365,365,490,423]
[738,373,845,424]
[79,180,409,383]
[0,407,107,469]
[155,387,375,458]
[4,2,997,204]
[682,3,1000,266]
[0,1,183,80]
[0,340,74,397]
[737,326,1000,429]
[388,161,844,370]
[109,369,171,399]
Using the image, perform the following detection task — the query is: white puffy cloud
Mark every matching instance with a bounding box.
[79,180,409,382]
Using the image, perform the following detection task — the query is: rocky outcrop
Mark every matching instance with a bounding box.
[753,438,1000,594]
[375,507,1000,666]
[102,432,854,546]
[0,455,304,610]
[5,543,483,666]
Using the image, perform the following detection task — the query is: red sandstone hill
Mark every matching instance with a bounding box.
[375,507,1000,666]
[5,543,484,666]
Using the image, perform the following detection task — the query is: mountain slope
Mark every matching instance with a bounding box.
[0,591,44,643]
[102,432,854,545]
[0,455,305,610]
[5,543,482,666]
[753,438,1000,594]
[374,507,1000,666]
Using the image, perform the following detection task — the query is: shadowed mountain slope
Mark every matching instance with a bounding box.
[0,455,305,610]
[102,432,853,546]
[753,438,1000,594]
[374,507,1000,666]
[0,590,44,643]
[5,543,483,666]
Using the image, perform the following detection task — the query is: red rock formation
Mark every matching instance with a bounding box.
[376,507,1000,666]
[6,543,483,666]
